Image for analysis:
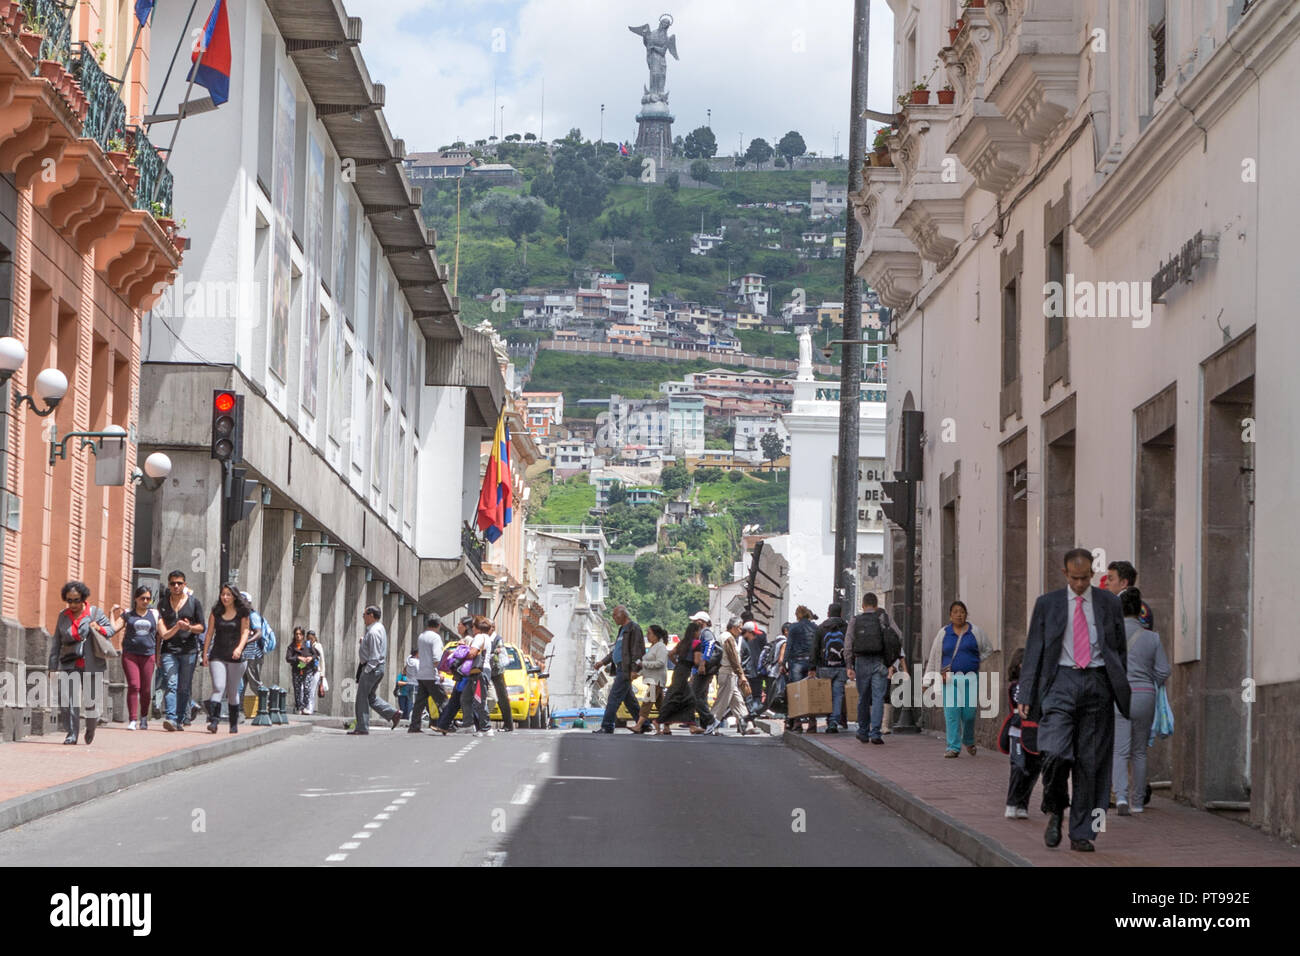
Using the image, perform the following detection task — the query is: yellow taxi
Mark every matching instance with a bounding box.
[523,654,550,728]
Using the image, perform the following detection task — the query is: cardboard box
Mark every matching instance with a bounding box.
[845,682,860,721]
[787,677,833,718]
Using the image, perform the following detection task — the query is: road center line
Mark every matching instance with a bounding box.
[511,784,535,805]
[326,853,347,862]
[339,842,360,850]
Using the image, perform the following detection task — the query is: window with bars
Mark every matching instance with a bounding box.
[1001,278,1019,388]
[1150,15,1167,99]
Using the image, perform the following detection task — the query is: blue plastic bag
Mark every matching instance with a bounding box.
[1149,685,1174,746]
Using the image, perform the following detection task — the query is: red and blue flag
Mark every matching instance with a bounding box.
[476,411,514,543]
[189,0,231,106]
[618,142,630,157]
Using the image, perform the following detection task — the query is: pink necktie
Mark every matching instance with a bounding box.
[1073,595,1090,667]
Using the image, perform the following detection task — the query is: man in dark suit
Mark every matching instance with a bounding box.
[593,605,645,734]
[1019,548,1132,852]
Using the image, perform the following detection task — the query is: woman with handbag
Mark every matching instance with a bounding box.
[112,585,161,731]
[48,581,120,745]
[1112,588,1170,816]
[632,624,670,734]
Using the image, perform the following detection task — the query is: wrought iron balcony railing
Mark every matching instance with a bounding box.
[72,41,127,153]
[128,125,173,218]
[22,0,73,67]
[462,522,486,568]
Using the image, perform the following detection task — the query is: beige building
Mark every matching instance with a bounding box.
[863,0,1298,840]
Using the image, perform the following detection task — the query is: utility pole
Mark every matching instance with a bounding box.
[832,0,869,613]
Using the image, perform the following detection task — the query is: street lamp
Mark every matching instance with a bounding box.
[13,367,69,417]
[49,421,128,468]
[0,336,25,386]
[132,452,173,491]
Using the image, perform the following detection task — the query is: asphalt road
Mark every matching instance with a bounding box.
[0,726,967,867]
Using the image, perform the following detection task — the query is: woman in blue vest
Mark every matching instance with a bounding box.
[925,601,992,757]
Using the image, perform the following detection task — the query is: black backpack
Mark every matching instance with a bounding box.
[820,628,846,668]
[852,611,886,656]
[700,631,723,677]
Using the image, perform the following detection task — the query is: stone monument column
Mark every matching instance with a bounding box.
[628,15,679,170]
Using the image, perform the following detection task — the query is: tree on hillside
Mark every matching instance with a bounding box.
[733,154,746,168]
[506,133,522,142]
[745,137,773,168]
[777,130,807,168]
[660,463,690,492]
[524,132,536,141]
[665,172,680,192]
[760,430,784,471]
[473,192,516,228]
[541,139,609,224]
[689,159,712,183]
[607,481,627,506]
[506,197,545,265]
[683,126,718,159]
[672,135,685,157]
[774,156,786,167]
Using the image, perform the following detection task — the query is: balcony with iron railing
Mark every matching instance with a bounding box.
[12,3,175,219]
[0,0,182,310]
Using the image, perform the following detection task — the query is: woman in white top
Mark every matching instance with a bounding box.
[633,624,670,734]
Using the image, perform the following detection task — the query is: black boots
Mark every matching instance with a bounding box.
[84,717,97,745]
[206,701,220,734]
[228,703,240,733]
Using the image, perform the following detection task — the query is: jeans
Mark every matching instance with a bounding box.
[355,665,398,732]
[460,674,490,731]
[1112,687,1157,806]
[853,655,889,740]
[816,666,847,728]
[1006,735,1043,810]
[601,670,640,731]
[159,651,198,723]
[943,671,979,751]
[746,673,768,712]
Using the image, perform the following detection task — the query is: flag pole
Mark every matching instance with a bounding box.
[116,9,152,92]
[152,38,209,204]
[147,0,201,132]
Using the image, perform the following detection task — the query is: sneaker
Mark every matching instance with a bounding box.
[139,719,148,730]
[485,728,496,737]
[870,737,884,745]
[1005,805,1017,818]
[825,725,839,734]
[1130,805,1144,815]
[1015,808,1029,819]
[162,719,177,732]
[126,720,138,731]
[1117,802,1131,816]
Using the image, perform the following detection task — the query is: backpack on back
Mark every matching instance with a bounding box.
[820,627,846,668]
[700,631,723,677]
[852,610,886,656]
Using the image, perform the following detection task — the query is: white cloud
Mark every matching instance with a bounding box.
[343,0,895,157]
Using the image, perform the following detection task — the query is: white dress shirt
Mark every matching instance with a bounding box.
[1058,588,1104,668]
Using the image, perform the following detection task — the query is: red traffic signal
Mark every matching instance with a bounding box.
[211,390,243,462]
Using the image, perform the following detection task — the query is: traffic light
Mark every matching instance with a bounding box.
[211,390,243,462]
[880,476,914,533]
[225,466,258,526]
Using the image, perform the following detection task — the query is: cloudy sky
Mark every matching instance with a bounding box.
[344,0,896,158]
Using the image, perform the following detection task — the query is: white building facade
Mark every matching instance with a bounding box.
[136,0,503,713]
[865,0,1298,839]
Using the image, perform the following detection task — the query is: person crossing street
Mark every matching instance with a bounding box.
[349,604,401,735]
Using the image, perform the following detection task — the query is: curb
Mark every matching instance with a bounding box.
[782,731,1031,867]
[0,722,311,834]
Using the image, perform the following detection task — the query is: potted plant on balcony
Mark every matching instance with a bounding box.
[909,82,930,106]
[869,126,893,167]
[105,135,130,177]
[938,84,956,105]
[151,201,176,235]
[963,0,986,9]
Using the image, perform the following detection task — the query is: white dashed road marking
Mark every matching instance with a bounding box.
[511,784,535,805]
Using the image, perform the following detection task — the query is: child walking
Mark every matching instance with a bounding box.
[1004,647,1042,819]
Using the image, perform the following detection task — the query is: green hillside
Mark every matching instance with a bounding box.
[422,137,849,314]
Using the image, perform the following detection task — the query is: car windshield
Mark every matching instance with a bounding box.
[502,646,523,669]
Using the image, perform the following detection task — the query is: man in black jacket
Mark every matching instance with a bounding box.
[1019,549,1132,853]
[594,605,645,733]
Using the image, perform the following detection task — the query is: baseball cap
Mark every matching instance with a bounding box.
[741,621,756,632]
[689,611,711,622]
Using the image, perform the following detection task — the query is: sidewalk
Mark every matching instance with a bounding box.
[785,729,1300,867]
[0,721,309,833]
